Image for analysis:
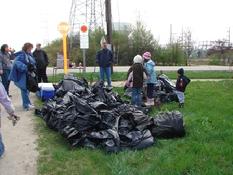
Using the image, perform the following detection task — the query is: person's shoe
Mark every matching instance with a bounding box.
[28,104,35,109]
[145,98,151,106]
[179,103,184,108]
[24,104,35,111]
[150,98,155,106]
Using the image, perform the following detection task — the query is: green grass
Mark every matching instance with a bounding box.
[49,71,233,82]
[35,81,233,175]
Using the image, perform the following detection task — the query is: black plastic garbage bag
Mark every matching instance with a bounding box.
[120,129,154,150]
[151,111,185,138]
[89,101,107,110]
[56,77,88,96]
[39,78,186,153]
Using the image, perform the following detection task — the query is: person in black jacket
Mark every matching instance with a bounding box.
[96,40,113,87]
[175,68,190,108]
[33,43,49,83]
[127,55,147,106]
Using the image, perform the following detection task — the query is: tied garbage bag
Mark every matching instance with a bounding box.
[39,78,185,152]
[151,111,185,138]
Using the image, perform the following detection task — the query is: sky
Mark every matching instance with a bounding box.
[1,0,233,51]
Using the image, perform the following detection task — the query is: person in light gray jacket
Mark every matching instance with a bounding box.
[0,82,19,158]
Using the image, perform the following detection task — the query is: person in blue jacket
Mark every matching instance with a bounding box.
[9,43,36,111]
[96,39,113,87]
[143,52,157,106]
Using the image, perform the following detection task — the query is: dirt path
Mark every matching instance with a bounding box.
[0,84,38,175]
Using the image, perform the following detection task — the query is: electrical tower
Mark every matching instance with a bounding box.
[69,0,106,48]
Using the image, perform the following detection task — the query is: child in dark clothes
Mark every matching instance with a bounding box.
[175,68,190,108]
[127,55,147,107]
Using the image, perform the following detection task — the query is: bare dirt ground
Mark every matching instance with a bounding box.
[0,84,38,175]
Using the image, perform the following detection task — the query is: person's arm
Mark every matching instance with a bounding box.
[109,50,113,64]
[96,51,100,65]
[0,55,3,75]
[0,83,14,115]
[14,60,28,73]
[43,51,49,66]
[143,72,147,80]
[127,72,133,83]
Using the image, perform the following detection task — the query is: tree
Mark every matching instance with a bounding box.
[43,39,62,66]
[128,21,158,63]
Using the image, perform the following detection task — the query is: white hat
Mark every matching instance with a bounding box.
[133,55,143,64]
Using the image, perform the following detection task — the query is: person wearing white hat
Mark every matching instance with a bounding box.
[127,55,147,106]
[143,52,157,106]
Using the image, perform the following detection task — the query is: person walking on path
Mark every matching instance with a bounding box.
[0,44,14,96]
[9,43,36,111]
[0,82,19,158]
[96,39,113,87]
[33,43,49,83]
[127,55,147,107]
[143,52,157,106]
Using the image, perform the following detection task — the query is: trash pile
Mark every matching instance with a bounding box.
[155,74,179,103]
[40,77,185,152]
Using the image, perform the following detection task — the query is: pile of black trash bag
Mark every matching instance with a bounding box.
[40,77,185,152]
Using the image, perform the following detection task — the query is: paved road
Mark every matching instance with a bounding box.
[47,65,233,75]
[110,79,232,87]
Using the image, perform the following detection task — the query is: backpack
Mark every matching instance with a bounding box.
[26,71,39,92]
[26,55,39,92]
[183,76,191,87]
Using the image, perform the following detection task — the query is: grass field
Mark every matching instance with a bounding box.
[36,80,233,175]
[48,71,233,83]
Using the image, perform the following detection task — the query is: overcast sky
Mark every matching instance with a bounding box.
[1,0,232,51]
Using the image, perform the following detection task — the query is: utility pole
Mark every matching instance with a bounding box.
[105,0,114,73]
[227,27,231,47]
[170,24,172,44]
[105,0,112,45]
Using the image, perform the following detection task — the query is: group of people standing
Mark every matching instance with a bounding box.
[126,52,157,107]
[0,42,49,111]
[0,42,49,158]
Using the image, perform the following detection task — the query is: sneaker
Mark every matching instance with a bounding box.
[24,104,35,111]
[28,104,35,109]
[179,103,184,108]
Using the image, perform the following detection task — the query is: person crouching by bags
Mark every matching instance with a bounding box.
[127,55,147,107]
[9,43,37,111]
[143,52,157,106]
[175,68,191,108]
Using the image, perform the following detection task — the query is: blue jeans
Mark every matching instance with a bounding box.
[131,88,142,106]
[99,67,111,86]
[147,83,154,98]
[20,88,31,109]
[1,69,11,95]
[0,133,4,157]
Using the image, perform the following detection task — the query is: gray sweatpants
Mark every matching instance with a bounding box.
[175,90,185,103]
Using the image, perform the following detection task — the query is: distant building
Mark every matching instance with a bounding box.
[112,22,131,31]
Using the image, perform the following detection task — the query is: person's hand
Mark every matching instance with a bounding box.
[8,113,20,126]
[0,70,3,75]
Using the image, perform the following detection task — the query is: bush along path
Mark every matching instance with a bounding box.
[0,84,38,175]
